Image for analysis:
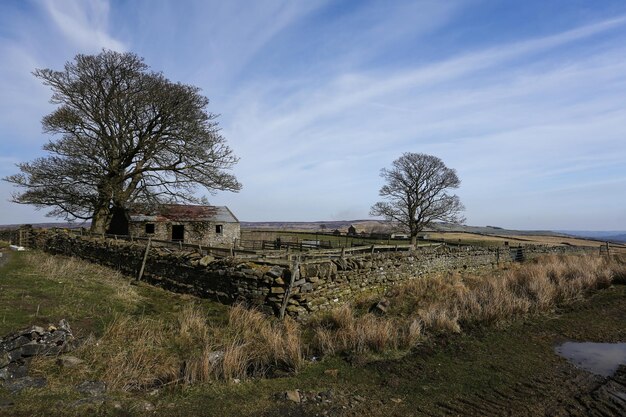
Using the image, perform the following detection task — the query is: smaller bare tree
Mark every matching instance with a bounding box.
[370,153,465,247]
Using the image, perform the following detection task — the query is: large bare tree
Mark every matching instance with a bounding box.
[370,153,465,247]
[5,50,241,234]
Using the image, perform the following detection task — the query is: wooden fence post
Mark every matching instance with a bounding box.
[279,256,300,319]
[137,238,152,282]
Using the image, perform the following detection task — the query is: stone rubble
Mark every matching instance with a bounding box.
[75,380,107,397]
[0,319,74,384]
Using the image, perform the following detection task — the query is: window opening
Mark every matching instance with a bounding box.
[172,224,184,241]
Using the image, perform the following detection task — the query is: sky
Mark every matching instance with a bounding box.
[0,0,625,230]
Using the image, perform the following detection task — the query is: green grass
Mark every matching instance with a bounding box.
[0,250,227,337]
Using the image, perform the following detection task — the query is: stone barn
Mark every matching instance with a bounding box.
[129,204,240,247]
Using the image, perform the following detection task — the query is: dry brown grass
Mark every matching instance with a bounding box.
[310,305,415,355]
[78,303,305,389]
[309,254,625,355]
[80,315,180,391]
[209,304,304,380]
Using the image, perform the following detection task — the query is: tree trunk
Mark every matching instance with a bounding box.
[411,234,417,249]
[107,204,129,235]
[90,206,112,234]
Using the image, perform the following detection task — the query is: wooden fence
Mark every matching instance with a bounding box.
[59,228,437,261]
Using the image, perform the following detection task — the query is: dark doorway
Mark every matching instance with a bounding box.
[107,206,129,235]
[172,225,184,242]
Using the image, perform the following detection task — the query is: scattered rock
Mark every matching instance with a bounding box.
[285,390,301,403]
[390,397,403,403]
[278,389,335,405]
[369,298,390,315]
[207,350,224,366]
[109,400,123,410]
[0,362,28,380]
[135,400,155,412]
[125,400,157,412]
[30,326,45,335]
[76,380,107,396]
[199,255,215,267]
[3,376,47,393]
[2,336,30,352]
[0,320,74,382]
[0,352,9,368]
[19,342,44,357]
[56,355,84,368]
[319,389,334,401]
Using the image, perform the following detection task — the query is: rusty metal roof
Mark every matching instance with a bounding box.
[129,204,239,223]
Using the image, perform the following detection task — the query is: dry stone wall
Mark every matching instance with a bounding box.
[285,245,589,315]
[11,229,595,318]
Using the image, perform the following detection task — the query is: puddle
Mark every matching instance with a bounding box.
[555,342,626,377]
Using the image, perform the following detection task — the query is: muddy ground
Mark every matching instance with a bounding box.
[258,284,626,417]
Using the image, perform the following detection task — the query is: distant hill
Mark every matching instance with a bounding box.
[241,220,567,238]
[240,220,387,233]
[559,231,626,243]
[0,222,87,230]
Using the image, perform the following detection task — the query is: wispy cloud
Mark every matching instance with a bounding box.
[1,1,625,229]
[41,0,125,51]
[215,13,626,227]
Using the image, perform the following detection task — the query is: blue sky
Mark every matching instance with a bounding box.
[1,0,625,230]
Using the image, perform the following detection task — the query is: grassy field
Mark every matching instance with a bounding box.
[1,247,625,416]
[241,229,625,251]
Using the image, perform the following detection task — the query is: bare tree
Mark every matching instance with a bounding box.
[370,153,464,247]
[4,50,241,234]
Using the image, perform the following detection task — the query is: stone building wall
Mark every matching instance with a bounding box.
[8,229,596,319]
[128,220,240,247]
